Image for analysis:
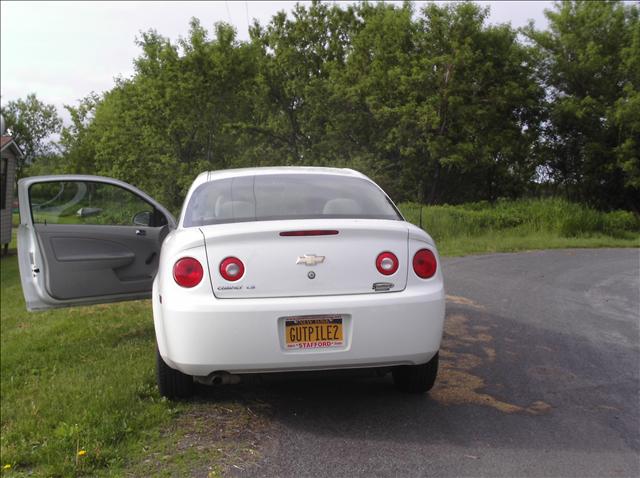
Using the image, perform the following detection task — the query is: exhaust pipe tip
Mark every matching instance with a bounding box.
[196,371,242,386]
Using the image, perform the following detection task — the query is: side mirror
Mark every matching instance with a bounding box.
[132,211,152,227]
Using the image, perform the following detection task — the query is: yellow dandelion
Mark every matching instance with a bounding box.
[2,464,11,470]
[77,450,87,457]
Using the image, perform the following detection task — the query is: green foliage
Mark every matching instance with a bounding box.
[0,93,63,178]
[354,1,543,203]
[525,0,640,210]
[56,93,101,176]
[50,1,546,212]
[53,20,258,208]
[5,1,638,213]
[400,198,640,253]
[0,258,180,476]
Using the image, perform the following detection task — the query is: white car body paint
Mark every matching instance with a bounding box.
[154,167,445,378]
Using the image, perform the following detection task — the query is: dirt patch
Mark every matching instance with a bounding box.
[433,303,552,415]
[446,294,485,309]
[131,398,272,477]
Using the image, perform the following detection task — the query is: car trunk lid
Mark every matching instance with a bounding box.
[201,219,409,299]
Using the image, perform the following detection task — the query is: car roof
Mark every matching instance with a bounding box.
[208,166,365,180]
[191,166,368,188]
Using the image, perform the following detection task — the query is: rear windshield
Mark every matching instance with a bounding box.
[183,174,401,227]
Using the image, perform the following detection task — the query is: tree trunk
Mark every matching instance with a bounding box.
[427,161,441,205]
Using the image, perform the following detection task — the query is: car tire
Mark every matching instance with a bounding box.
[392,352,439,393]
[156,348,194,399]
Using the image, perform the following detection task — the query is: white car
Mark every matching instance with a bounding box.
[17,167,445,398]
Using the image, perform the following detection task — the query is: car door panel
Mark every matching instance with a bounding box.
[48,236,135,263]
[34,223,167,300]
[17,175,175,311]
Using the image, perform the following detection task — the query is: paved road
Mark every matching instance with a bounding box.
[207,249,640,477]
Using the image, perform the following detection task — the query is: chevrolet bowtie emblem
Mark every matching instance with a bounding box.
[296,254,325,266]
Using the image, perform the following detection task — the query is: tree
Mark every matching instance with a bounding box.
[0,93,63,177]
[247,1,360,167]
[57,0,638,212]
[613,6,640,194]
[335,1,543,203]
[65,20,258,210]
[57,93,101,175]
[527,0,639,210]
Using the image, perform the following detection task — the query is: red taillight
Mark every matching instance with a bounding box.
[376,251,399,275]
[219,257,245,281]
[279,230,339,236]
[413,249,437,279]
[173,257,204,288]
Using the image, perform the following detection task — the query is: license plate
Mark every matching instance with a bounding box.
[285,315,344,350]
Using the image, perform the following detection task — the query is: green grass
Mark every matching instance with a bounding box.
[1,197,638,475]
[0,258,259,478]
[398,198,639,255]
[0,236,268,477]
[0,257,184,476]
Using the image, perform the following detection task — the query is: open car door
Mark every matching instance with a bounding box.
[17,175,176,311]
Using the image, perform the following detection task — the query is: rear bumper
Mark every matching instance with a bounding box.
[153,286,445,377]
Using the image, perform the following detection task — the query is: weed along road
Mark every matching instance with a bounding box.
[193,249,640,477]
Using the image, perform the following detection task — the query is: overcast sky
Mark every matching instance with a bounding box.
[1,1,553,122]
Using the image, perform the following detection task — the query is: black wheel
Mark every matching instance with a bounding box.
[393,352,439,393]
[156,348,194,399]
